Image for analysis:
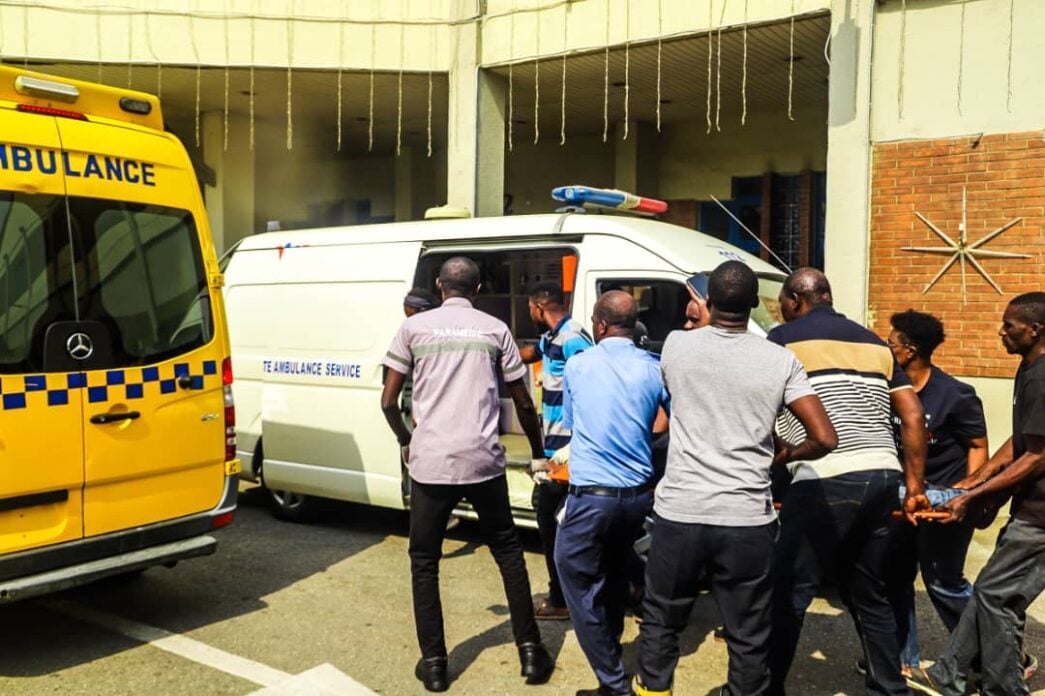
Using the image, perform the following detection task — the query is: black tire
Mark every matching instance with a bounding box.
[255,441,316,523]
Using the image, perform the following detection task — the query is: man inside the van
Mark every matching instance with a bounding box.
[519,281,594,622]
[381,256,555,693]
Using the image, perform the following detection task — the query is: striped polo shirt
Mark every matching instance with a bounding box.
[536,315,593,456]
[384,297,528,485]
[767,306,912,482]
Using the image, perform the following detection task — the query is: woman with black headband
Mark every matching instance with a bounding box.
[404,287,440,317]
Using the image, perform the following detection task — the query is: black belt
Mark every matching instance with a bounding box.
[568,482,654,499]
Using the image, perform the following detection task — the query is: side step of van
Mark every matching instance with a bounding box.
[0,535,217,603]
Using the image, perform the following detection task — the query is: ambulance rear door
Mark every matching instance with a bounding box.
[55,117,228,537]
[0,109,85,554]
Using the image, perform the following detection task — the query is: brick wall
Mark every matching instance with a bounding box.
[868,131,1045,378]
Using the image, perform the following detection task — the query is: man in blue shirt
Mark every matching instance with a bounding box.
[553,290,669,696]
[519,282,594,620]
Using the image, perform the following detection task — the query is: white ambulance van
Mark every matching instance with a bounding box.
[222,206,785,525]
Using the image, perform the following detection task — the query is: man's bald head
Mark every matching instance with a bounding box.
[593,290,638,340]
[783,267,833,307]
[437,256,481,298]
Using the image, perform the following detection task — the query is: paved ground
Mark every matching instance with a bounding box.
[0,483,1042,695]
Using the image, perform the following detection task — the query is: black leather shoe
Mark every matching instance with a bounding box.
[576,686,636,695]
[414,656,449,692]
[518,642,554,685]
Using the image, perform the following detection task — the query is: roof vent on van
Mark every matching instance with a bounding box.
[424,205,472,220]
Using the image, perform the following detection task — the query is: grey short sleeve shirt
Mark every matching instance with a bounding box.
[384,297,527,485]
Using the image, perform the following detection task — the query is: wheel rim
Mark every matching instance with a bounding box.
[270,488,305,510]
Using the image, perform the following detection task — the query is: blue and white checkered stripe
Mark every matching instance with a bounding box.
[0,360,218,410]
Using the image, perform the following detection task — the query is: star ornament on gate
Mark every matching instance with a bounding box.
[902,186,1029,303]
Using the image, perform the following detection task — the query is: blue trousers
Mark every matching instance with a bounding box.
[555,489,652,695]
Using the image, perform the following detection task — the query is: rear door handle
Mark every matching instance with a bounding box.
[90,411,141,425]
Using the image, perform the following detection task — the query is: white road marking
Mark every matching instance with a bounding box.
[45,600,375,695]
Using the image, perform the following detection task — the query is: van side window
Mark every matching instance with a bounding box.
[77,200,213,366]
[595,279,689,353]
[0,192,76,373]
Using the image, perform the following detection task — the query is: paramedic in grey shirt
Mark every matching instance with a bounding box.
[635,261,838,696]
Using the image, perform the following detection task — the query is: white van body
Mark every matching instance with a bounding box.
[223,211,786,524]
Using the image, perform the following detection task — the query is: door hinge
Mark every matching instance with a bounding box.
[225,458,242,476]
[208,272,225,288]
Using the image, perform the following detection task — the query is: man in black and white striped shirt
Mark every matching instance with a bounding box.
[766,268,930,696]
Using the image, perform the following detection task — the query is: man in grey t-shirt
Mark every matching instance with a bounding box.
[635,261,838,696]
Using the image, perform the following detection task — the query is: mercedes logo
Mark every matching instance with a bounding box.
[66,332,94,360]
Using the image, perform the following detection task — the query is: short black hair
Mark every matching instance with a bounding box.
[1010,292,1045,325]
[707,261,759,314]
[404,287,440,311]
[529,282,565,307]
[890,309,945,358]
[438,256,480,296]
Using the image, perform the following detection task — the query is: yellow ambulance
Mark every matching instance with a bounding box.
[0,66,238,602]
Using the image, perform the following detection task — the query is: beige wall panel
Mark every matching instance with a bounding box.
[872,0,1045,142]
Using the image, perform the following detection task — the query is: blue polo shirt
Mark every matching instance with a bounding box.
[536,315,593,456]
[562,337,669,487]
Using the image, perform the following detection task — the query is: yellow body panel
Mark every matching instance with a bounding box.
[0,64,231,558]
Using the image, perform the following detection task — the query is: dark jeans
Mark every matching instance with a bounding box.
[409,475,540,659]
[927,517,1045,696]
[638,516,777,695]
[532,480,569,607]
[886,515,975,666]
[769,470,906,696]
[555,489,652,695]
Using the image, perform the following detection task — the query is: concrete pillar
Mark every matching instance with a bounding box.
[395,146,414,222]
[202,111,255,254]
[614,121,660,196]
[445,0,480,216]
[823,0,876,324]
[476,71,507,217]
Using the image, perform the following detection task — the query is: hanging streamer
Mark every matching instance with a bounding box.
[369,23,375,152]
[715,27,721,132]
[898,0,906,119]
[560,3,567,146]
[97,12,103,82]
[337,1,346,152]
[602,4,610,143]
[741,0,748,126]
[622,2,630,140]
[286,7,295,150]
[1005,0,1014,113]
[788,7,795,121]
[249,1,256,150]
[533,12,540,146]
[656,0,663,132]
[223,2,230,152]
[508,0,515,152]
[956,0,966,116]
[144,7,162,98]
[127,10,133,87]
[189,4,201,147]
[706,1,713,134]
[396,0,405,157]
[427,4,435,158]
[22,5,27,67]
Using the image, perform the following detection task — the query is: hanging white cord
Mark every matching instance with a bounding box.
[368,22,375,152]
[127,8,133,87]
[898,0,906,119]
[956,0,966,116]
[623,2,630,140]
[741,0,748,126]
[602,5,609,143]
[286,2,294,150]
[1005,0,1014,113]
[427,16,434,158]
[788,11,795,121]
[97,11,103,81]
[189,3,201,147]
[396,0,405,157]
[559,3,567,145]
[249,0,256,149]
[21,4,27,67]
[714,26,721,132]
[655,0,662,132]
[336,1,345,152]
[705,0,713,134]
[533,11,540,145]
[144,7,162,98]
[223,0,230,151]
[508,0,515,152]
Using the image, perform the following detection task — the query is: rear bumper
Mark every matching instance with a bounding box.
[0,474,238,603]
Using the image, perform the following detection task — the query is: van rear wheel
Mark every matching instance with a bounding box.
[255,442,316,523]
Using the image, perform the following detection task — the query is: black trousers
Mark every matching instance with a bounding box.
[409,475,541,659]
[637,516,777,695]
[769,470,905,696]
[532,480,569,607]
